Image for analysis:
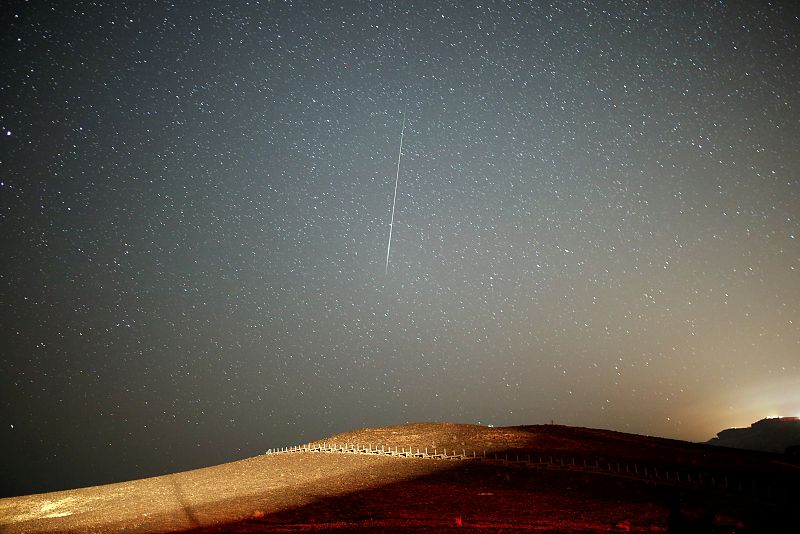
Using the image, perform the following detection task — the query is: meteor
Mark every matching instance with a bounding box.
[384,111,406,276]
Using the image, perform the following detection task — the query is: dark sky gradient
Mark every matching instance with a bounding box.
[1,1,799,497]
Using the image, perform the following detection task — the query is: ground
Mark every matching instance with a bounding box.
[0,423,795,533]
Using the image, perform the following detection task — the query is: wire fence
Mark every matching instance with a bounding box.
[265,441,785,501]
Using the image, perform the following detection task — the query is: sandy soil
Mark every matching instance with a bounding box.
[0,423,795,533]
[0,453,453,533]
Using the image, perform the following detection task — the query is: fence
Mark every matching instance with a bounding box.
[265,442,784,501]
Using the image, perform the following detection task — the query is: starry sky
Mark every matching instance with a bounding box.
[1,0,799,497]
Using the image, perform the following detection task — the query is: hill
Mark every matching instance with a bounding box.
[708,417,800,454]
[1,422,797,533]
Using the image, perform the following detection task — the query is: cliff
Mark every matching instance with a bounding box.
[708,417,800,454]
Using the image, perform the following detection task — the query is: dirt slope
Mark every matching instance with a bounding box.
[0,422,795,533]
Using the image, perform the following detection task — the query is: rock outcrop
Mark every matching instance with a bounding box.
[708,417,800,454]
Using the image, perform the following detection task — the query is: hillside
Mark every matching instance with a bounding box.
[708,417,800,454]
[1,423,796,533]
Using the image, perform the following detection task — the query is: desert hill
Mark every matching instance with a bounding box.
[315,422,786,468]
[708,417,800,454]
[1,422,796,533]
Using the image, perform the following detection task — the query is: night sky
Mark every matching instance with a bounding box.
[2,1,799,498]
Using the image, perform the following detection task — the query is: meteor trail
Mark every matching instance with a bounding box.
[384,112,406,276]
